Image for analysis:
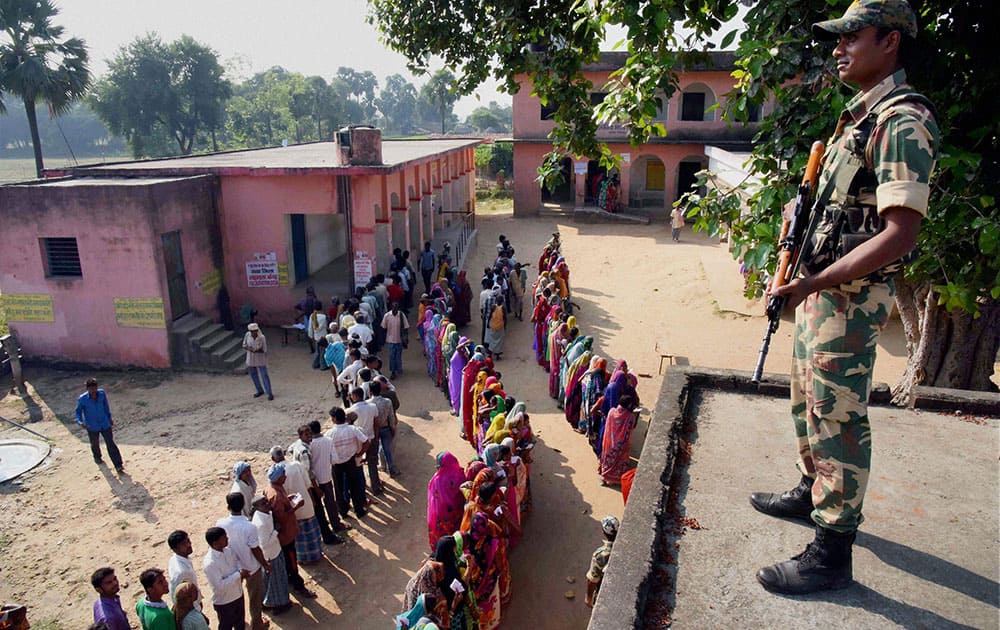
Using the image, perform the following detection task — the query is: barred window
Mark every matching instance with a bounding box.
[42,237,82,277]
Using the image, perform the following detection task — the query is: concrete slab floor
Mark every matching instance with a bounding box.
[668,391,998,629]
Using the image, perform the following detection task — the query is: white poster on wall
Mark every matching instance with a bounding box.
[353,250,373,288]
[246,261,280,287]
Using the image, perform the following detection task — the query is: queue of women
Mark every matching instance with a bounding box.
[529,233,641,489]
[395,236,536,630]
[392,233,642,629]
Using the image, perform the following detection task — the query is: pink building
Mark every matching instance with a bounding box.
[0,132,478,368]
[513,52,762,217]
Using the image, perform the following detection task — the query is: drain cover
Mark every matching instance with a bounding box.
[0,439,50,483]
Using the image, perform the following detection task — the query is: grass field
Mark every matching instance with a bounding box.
[0,156,129,184]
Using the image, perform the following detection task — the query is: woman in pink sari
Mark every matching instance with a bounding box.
[427,451,466,550]
[599,394,638,485]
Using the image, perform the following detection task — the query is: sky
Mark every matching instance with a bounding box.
[56,1,747,120]
[57,0,507,118]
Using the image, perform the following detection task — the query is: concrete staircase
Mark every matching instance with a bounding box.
[170,313,246,372]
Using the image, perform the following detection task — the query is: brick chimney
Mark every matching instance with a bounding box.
[334,126,383,166]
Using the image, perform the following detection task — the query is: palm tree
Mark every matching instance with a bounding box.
[0,0,91,178]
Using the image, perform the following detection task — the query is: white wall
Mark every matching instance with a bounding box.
[305,213,347,273]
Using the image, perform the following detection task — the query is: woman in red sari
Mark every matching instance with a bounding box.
[531,290,553,367]
[427,451,467,551]
[599,394,638,485]
[452,270,473,327]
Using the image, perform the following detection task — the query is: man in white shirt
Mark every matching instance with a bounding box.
[307,420,352,536]
[288,425,345,545]
[325,407,370,518]
[348,314,374,350]
[250,496,290,615]
[337,349,364,403]
[346,387,382,494]
[167,530,201,610]
[202,527,248,630]
[217,494,270,630]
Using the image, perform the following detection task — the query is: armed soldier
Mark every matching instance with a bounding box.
[750,0,940,595]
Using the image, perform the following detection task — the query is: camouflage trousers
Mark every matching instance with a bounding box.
[791,282,894,532]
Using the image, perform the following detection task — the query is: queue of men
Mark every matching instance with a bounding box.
[89,356,406,629]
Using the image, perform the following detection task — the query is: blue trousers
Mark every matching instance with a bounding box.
[248,366,272,395]
[378,425,398,474]
[388,342,403,375]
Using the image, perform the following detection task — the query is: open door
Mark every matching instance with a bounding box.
[161,231,190,320]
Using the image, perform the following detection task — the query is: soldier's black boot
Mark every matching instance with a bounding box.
[756,526,855,594]
[749,474,814,521]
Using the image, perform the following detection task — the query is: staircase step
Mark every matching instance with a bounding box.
[202,329,236,353]
[173,313,212,336]
[189,323,219,346]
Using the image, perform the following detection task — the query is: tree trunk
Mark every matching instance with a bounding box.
[23,97,45,178]
[892,278,1000,405]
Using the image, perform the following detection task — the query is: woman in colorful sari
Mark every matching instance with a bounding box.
[433,535,475,630]
[452,271,473,327]
[448,338,471,417]
[499,439,525,545]
[475,390,503,452]
[465,513,504,630]
[427,452,467,551]
[579,357,609,437]
[531,271,550,308]
[600,394,638,485]
[396,594,446,630]
[564,339,594,425]
[460,353,485,443]
[596,361,639,456]
[547,317,570,397]
[483,412,507,446]
[432,316,449,387]
[437,322,456,389]
[461,469,499,529]
[559,332,589,405]
[471,377,494,449]
[403,560,446,612]
[420,310,436,362]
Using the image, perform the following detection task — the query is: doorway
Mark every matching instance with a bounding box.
[161,231,190,320]
[677,161,704,203]
[290,214,309,285]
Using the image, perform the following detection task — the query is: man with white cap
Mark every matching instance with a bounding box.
[585,515,619,608]
[242,323,273,400]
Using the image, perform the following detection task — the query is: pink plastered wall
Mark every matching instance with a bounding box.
[0,176,219,368]
[217,174,338,324]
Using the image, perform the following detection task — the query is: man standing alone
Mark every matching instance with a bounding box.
[752,0,939,595]
[75,377,124,473]
[243,323,273,401]
[381,302,409,379]
[419,241,436,294]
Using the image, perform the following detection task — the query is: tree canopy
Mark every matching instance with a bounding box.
[0,0,91,176]
[369,0,999,394]
[90,34,231,157]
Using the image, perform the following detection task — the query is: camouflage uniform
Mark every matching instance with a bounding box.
[793,69,940,532]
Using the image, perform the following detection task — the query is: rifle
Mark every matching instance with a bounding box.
[751,141,826,384]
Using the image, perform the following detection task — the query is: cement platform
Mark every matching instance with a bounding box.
[590,369,999,629]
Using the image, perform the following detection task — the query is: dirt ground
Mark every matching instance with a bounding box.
[0,211,921,629]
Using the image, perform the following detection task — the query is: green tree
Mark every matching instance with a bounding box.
[336,67,378,123]
[378,73,418,134]
[0,0,91,177]
[467,101,511,132]
[369,0,999,396]
[225,66,298,147]
[90,34,231,157]
[419,69,459,134]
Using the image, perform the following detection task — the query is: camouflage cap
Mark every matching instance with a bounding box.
[813,0,918,41]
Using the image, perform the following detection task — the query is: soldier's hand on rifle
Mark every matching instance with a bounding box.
[771,277,814,310]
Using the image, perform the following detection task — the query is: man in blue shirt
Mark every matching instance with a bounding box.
[419,241,437,294]
[75,377,125,472]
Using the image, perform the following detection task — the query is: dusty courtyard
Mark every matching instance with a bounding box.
[0,210,935,628]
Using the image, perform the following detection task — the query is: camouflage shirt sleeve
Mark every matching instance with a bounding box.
[870,102,940,217]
